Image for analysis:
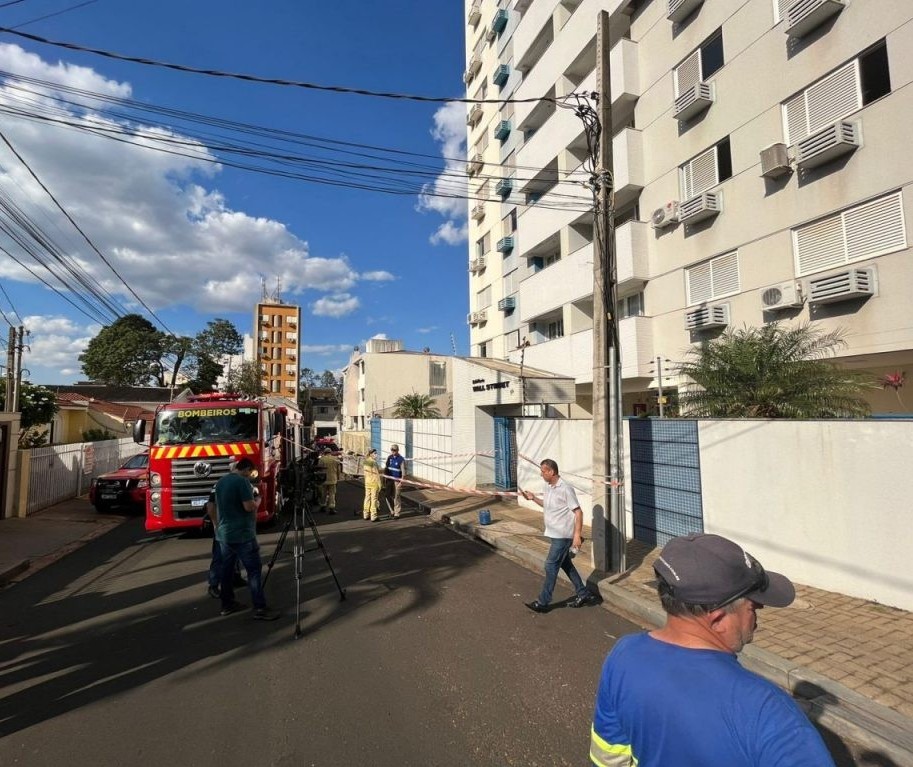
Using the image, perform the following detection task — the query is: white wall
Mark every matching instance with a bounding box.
[698,420,913,612]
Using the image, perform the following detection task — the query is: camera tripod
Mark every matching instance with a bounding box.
[264,460,346,638]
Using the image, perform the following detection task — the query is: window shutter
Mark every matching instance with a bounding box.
[710,251,740,296]
[681,146,718,199]
[843,192,906,262]
[687,261,713,304]
[774,0,794,23]
[674,49,702,98]
[784,61,861,144]
[794,215,845,275]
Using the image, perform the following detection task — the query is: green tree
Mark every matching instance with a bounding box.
[226,360,263,397]
[299,368,319,388]
[677,323,873,418]
[188,318,243,392]
[392,392,441,418]
[79,314,168,386]
[319,369,343,402]
[0,382,59,447]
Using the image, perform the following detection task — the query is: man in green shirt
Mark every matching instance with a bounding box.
[215,457,279,621]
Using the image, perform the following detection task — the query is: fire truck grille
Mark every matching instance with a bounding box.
[170,455,237,519]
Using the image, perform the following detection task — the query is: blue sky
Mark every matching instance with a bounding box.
[0,0,470,384]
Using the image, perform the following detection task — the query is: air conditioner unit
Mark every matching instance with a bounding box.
[466,312,478,325]
[468,2,481,27]
[474,309,488,323]
[667,0,704,24]
[785,0,845,38]
[760,143,791,178]
[466,153,484,176]
[651,201,680,229]
[495,177,513,197]
[471,203,485,221]
[761,282,802,311]
[808,267,876,305]
[467,103,483,126]
[679,191,722,224]
[494,120,511,141]
[497,296,516,311]
[673,81,714,122]
[492,64,510,87]
[795,120,861,170]
[496,236,514,253]
[685,303,729,331]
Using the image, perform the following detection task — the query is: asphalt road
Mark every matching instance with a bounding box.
[0,485,882,766]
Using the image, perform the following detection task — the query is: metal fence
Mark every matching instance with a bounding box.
[26,437,144,514]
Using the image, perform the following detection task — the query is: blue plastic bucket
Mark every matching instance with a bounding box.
[478,509,492,525]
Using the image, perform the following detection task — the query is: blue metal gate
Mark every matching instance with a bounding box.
[370,418,381,455]
[628,419,703,546]
[493,417,517,490]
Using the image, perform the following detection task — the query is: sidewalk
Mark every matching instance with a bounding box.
[404,489,913,765]
[0,497,126,586]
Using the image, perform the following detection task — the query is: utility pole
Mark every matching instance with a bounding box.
[4,327,13,412]
[656,356,665,418]
[591,10,625,574]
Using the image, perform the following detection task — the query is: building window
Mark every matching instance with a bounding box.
[479,342,488,358]
[429,360,447,396]
[783,42,890,145]
[619,292,645,318]
[477,285,492,309]
[506,330,521,350]
[546,318,564,340]
[686,251,740,305]
[793,191,905,277]
[673,29,724,97]
[503,269,517,296]
[476,233,490,258]
[503,209,517,235]
[680,137,731,200]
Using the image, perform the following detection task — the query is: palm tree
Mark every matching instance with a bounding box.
[392,392,441,418]
[677,323,873,418]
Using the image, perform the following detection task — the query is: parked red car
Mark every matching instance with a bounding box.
[89,452,149,513]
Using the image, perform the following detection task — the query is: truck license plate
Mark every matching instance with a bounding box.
[101,493,116,500]
[191,498,208,507]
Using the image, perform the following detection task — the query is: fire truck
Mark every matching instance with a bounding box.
[132,393,300,532]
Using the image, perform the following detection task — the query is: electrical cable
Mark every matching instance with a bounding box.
[0,26,556,105]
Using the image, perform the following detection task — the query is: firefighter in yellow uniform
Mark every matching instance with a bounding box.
[362,448,381,522]
[318,448,340,514]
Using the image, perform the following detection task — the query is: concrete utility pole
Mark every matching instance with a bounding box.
[591,10,625,574]
[4,327,13,411]
[12,326,24,411]
[656,356,665,418]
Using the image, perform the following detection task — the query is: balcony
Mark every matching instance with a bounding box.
[495,177,513,198]
[496,235,514,253]
[615,221,649,291]
[610,38,639,116]
[619,316,654,379]
[520,244,592,322]
[492,64,510,87]
[493,120,511,141]
[612,128,644,209]
[523,328,594,383]
[517,185,592,255]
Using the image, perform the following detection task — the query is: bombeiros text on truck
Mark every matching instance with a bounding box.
[132,392,302,532]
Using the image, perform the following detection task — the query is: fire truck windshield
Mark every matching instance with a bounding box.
[153,406,259,445]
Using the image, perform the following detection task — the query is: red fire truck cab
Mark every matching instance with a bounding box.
[133,393,299,532]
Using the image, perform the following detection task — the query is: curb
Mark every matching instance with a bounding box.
[428,504,913,763]
[0,559,31,587]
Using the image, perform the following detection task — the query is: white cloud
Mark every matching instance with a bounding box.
[370,333,388,340]
[312,293,360,318]
[416,326,437,334]
[360,270,395,282]
[20,314,98,380]
[0,44,364,315]
[301,343,352,355]
[417,101,468,246]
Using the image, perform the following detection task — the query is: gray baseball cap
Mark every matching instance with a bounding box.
[653,533,795,608]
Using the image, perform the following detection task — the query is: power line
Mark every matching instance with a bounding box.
[10,0,99,30]
[0,128,177,335]
[0,26,552,105]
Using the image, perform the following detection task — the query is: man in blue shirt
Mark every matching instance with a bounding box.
[383,443,406,519]
[590,533,835,766]
[215,458,279,621]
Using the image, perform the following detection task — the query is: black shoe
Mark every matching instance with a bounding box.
[253,607,281,621]
[525,600,550,614]
[570,592,599,608]
[327,508,337,515]
[207,584,220,599]
[220,601,246,616]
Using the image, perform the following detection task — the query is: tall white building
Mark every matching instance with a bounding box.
[464,0,913,416]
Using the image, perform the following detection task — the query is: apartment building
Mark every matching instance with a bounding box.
[464,0,913,415]
[254,301,301,397]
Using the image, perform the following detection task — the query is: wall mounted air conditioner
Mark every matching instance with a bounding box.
[685,303,729,330]
[651,201,680,229]
[761,281,802,311]
[667,0,703,24]
[467,154,484,176]
[785,0,845,38]
[467,2,481,27]
[679,191,722,224]
[466,312,477,325]
[467,104,483,126]
[473,309,488,323]
[760,143,791,178]
[808,267,876,305]
[674,81,714,122]
[497,296,516,311]
[795,120,860,170]
[496,236,514,253]
[471,203,485,221]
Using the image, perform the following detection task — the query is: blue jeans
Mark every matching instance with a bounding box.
[209,538,241,589]
[538,537,588,606]
[219,539,267,610]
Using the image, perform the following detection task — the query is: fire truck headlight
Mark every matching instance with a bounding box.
[150,472,162,488]
[151,492,161,502]
[151,504,161,517]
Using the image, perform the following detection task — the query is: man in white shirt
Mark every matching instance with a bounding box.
[520,458,597,613]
